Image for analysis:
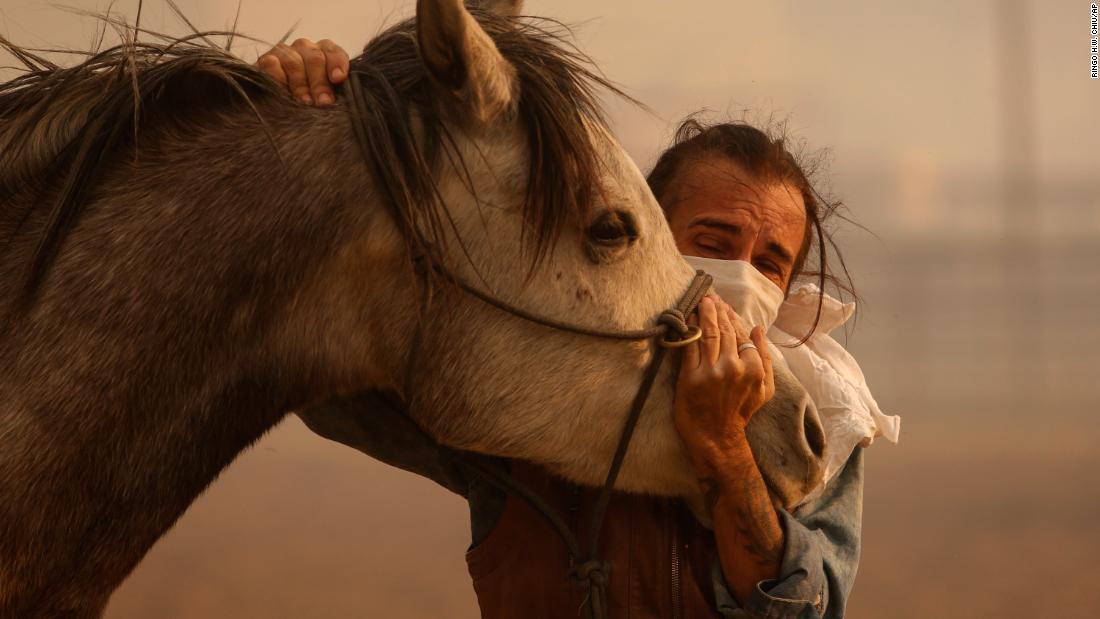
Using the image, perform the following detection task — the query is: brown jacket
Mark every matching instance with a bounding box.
[465,461,723,619]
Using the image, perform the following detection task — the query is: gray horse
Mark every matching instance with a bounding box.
[0,1,824,616]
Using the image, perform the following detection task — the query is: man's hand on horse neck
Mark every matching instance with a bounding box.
[675,296,784,603]
[257,38,350,106]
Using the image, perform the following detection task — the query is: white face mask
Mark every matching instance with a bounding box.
[682,255,784,329]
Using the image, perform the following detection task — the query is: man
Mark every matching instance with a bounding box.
[260,39,863,619]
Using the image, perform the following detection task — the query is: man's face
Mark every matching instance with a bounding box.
[662,155,808,293]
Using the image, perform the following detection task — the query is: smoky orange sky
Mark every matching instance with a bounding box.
[2,1,1098,617]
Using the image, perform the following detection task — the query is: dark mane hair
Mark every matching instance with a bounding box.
[0,9,618,305]
[348,8,621,269]
[0,35,289,303]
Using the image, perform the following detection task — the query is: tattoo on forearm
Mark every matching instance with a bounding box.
[705,457,786,599]
[702,474,782,564]
[735,502,783,564]
[723,477,783,565]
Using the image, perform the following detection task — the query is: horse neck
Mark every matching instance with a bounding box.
[0,101,413,614]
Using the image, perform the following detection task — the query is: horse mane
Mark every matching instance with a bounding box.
[0,31,289,305]
[0,8,623,306]
[347,9,626,271]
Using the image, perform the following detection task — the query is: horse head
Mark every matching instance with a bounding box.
[303,0,826,509]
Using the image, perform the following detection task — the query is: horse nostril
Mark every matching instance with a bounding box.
[804,413,826,459]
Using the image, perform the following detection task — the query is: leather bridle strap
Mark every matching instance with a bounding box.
[431,261,711,343]
[453,270,712,619]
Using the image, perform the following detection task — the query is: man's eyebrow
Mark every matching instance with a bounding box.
[765,241,795,265]
[687,217,742,235]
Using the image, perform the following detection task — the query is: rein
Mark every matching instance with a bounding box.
[344,68,713,619]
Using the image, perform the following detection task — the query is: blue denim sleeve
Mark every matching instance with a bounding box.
[713,447,865,619]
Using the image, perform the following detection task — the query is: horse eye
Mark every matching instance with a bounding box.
[587,210,638,246]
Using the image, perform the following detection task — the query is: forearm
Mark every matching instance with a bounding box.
[712,447,866,619]
[702,433,784,604]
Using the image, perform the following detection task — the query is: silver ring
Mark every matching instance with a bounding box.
[737,342,757,354]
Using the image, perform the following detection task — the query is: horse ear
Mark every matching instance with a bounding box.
[417,0,517,125]
[468,0,524,16]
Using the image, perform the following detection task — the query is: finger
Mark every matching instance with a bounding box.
[725,304,752,345]
[257,52,288,85]
[681,313,701,371]
[292,39,332,106]
[697,296,721,367]
[274,44,310,103]
[752,325,775,400]
[318,39,350,84]
[735,320,766,385]
[716,300,737,363]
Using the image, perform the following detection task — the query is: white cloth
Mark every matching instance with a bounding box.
[769,281,901,505]
[682,256,901,504]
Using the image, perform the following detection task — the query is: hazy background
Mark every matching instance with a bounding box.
[2,0,1097,617]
